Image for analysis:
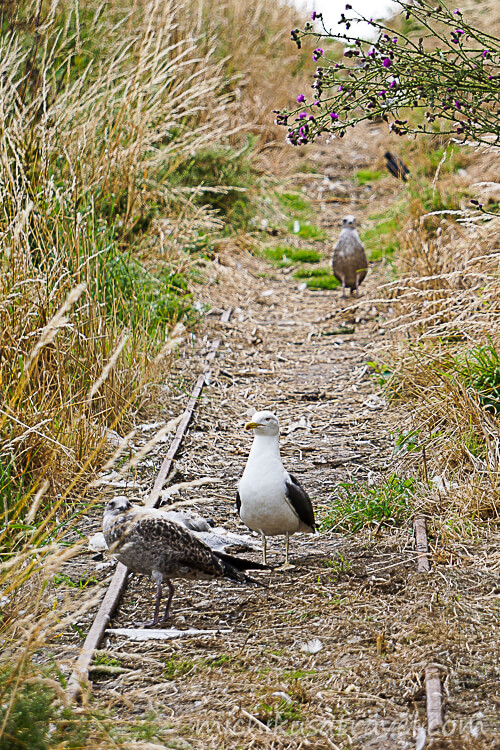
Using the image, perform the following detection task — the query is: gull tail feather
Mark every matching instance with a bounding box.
[214,550,269,585]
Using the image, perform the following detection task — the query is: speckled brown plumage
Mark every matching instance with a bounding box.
[103,496,266,626]
[332,215,368,297]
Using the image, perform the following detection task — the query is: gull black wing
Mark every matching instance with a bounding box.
[235,490,241,515]
[285,474,316,531]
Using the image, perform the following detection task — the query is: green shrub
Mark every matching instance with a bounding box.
[0,677,53,750]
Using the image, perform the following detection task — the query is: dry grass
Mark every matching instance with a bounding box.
[0,0,309,517]
[0,0,314,744]
[363,152,500,528]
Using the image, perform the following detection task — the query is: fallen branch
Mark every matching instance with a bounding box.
[425,665,443,733]
[414,517,430,573]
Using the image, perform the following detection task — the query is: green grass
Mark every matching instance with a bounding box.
[322,554,351,575]
[417,144,467,178]
[94,653,121,667]
[450,340,500,415]
[276,190,327,240]
[166,139,258,231]
[200,654,233,669]
[99,249,197,336]
[287,220,327,240]
[262,245,322,266]
[256,697,304,727]
[362,206,405,261]
[278,191,311,215]
[356,169,382,185]
[162,655,195,681]
[0,678,54,750]
[321,474,417,532]
[0,668,97,749]
[293,267,340,289]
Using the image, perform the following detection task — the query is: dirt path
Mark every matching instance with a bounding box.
[61,129,498,749]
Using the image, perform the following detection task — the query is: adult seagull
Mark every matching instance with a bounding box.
[237,410,316,568]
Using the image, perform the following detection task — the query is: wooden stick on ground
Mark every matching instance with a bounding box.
[413,517,430,573]
[425,665,443,733]
[66,309,231,702]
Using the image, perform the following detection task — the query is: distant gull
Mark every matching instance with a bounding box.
[103,497,267,627]
[332,215,368,297]
[237,410,316,568]
[384,150,410,181]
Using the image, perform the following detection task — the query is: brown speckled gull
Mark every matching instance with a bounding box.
[332,215,368,297]
[103,496,266,627]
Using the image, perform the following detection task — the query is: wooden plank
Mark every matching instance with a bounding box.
[425,665,443,733]
[66,309,231,702]
[414,517,430,573]
[66,563,128,700]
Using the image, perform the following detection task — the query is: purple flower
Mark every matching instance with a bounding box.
[456,28,464,34]
[330,112,339,120]
[392,37,398,43]
[345,3,352,8]
[296,94,305,103]
[454,8,461,14]
[297,112,307,120]
[482,49,489,58]
[382,57,392,68]
[311,11,317,20]
[312,47,324,61]
[338,85,343,92]
[313,100,320,106]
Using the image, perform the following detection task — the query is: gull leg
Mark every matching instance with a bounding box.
[277,532,295,571]
[137,580,163,628]
[342,278,346,299]
[261,533,267,566]
[159,579,175,623]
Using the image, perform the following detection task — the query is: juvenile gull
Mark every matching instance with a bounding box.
[332,215,368,297]
[103,497,267,627]
[237,410,316,568]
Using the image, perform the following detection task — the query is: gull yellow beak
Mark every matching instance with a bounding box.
[245,421,260,431]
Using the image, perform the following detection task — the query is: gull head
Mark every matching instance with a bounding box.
[104,495,131,518]
[341,215,357,229]
[245,410,279,437]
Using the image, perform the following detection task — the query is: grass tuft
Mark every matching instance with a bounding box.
[321,474,417,532]
[263,245,322,266]
[293,267,340,289]
[356,169,382,185]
